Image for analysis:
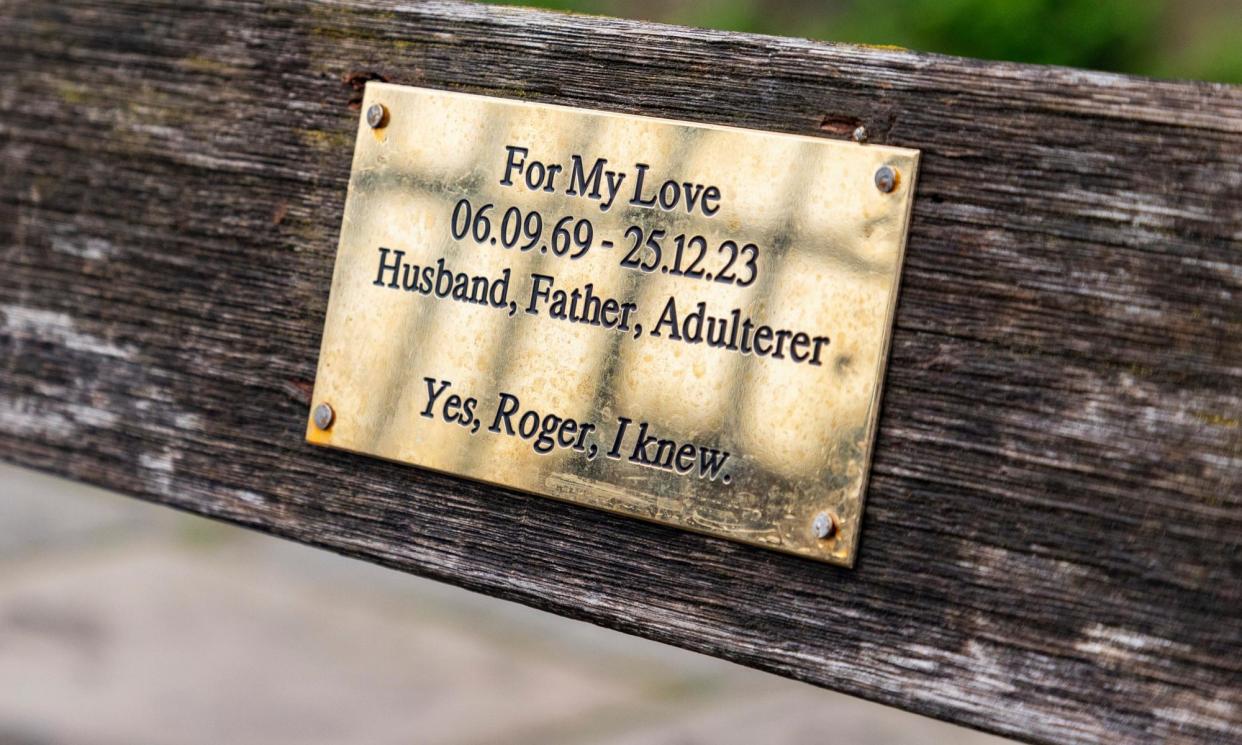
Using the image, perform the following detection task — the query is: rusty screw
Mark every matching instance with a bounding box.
[812,511,838,540]
[874,165,898,193]
[366,103,389,129]
[312,402,335,431]
[852,125,868,143]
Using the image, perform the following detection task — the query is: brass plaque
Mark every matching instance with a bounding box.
[308,83,918,566]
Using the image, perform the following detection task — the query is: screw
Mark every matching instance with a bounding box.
[366,103,388,129]
[812,511,838,540]
[874,165,898,193]
[312,402,335,431]
[852,125,868,143]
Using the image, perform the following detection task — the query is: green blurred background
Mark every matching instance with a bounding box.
[488,0,1242,83]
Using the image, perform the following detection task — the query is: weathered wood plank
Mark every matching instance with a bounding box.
[0,1,1239,742]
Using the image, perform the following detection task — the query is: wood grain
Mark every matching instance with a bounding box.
[1,2,1239,742]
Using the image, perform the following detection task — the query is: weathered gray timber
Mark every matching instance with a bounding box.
[0,2,1239,743]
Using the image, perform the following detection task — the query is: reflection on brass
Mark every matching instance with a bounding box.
[308,83,919,566]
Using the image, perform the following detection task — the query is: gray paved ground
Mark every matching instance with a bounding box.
[0,463,1013,745]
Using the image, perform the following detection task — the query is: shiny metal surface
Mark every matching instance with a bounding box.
[308,83,918,565]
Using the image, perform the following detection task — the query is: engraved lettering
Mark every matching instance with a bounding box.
[605,417,731,482]
[499,145,528,187]
[525,273,637,331]
[421,377,450,419]
[649,297,829,366]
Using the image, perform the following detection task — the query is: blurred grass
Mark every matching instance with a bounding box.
[486,0,1242,83]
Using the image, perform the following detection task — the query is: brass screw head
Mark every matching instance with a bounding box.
[812,511,838,540]
[366,103,388,129]
[312,402,335,431]
[874,165,898,193]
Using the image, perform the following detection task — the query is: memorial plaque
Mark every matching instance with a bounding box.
[308,83,919,565]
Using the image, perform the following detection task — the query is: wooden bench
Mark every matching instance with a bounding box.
[1,2,1238,742]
